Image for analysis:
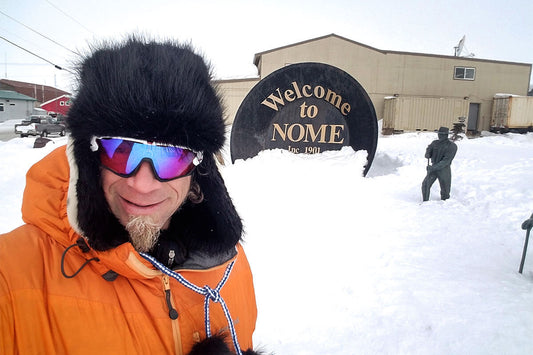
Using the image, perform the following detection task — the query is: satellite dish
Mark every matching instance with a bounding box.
[454,35,475,58]
[455,35,465,56]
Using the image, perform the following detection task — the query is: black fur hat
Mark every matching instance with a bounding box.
[66,36,242,255]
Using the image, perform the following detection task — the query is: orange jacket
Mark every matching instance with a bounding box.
[0,146,257,354]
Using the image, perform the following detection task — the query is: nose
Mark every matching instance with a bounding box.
[126,161,160,192]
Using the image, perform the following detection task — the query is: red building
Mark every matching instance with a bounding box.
[40,95,72,115]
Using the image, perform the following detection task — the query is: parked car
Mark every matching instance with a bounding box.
[14,115,66,138]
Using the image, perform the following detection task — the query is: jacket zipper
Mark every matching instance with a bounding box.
[162,274,183,355]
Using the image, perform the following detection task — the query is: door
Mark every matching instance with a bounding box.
[467,103,479,132]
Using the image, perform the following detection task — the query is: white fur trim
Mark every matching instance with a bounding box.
[66,137,83,236]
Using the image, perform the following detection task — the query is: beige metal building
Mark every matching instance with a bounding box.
[216,34,532,133]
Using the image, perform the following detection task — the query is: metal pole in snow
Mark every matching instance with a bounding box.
[519,228,532,274]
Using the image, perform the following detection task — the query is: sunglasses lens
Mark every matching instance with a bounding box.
[96,138,198,180]
[151,147,197,179]
[98,138,134,173]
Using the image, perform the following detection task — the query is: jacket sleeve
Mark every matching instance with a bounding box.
[424,142,434,159]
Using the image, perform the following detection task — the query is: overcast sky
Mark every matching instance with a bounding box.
[1,0,532,92]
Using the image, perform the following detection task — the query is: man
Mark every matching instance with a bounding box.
[421,126,458,201]
[0,37,259,355]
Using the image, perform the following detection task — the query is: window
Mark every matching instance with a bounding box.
[454,66,476,80]
[0,103,4,112]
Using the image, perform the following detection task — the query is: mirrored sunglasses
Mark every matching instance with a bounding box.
[90,136,203,181]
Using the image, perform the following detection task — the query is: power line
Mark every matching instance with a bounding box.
[0,35,75,74]
[0,63,49,66]
[44,0,94,35]
[0,24,64,61]
[0,10,80,56]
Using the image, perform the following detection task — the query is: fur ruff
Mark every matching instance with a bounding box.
[65,37,242,255]
[187,334,265,355]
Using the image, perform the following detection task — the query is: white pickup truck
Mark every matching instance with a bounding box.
[15,115,66,138]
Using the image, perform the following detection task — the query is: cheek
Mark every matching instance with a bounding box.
[169,176,192,203]
[101,169,121,201]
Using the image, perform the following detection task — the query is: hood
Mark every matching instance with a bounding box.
[21,145,135,277]
[22,145,72,248]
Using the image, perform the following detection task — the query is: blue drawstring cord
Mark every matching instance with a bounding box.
[139,252,242,355]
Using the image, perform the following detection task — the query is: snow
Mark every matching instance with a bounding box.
[2,129,533,354]
[494,93,522,98]
[0,119,23,131]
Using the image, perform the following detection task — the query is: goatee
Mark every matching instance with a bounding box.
[125,215,161,253]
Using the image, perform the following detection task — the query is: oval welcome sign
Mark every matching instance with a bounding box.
[230,63,378,175]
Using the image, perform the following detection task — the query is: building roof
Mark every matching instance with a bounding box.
[40,94,71,106]
[0,79,70,103]
[253,34,384,66]
[0,90,37,101]
[253,33,532,68]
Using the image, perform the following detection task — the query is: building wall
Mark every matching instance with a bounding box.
[219,35,531,132]
[0,98,35,122]
[215,78,259,124]
[380,52,530,129]
[257,36,384,93]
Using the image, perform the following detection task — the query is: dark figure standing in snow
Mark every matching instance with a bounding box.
[421,127,457,201]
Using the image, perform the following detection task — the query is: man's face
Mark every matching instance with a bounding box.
[101,161,191,230]
[438,133,448,141]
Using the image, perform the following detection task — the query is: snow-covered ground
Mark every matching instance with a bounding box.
[1,122,533,354]
[0,119,23,131]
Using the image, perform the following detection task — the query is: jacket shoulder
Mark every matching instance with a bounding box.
[0,224,47,257]
[447,140,458,151]
[0,224,48,265]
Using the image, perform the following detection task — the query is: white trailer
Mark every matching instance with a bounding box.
[383,96,469,134]
[491,94,533,133]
